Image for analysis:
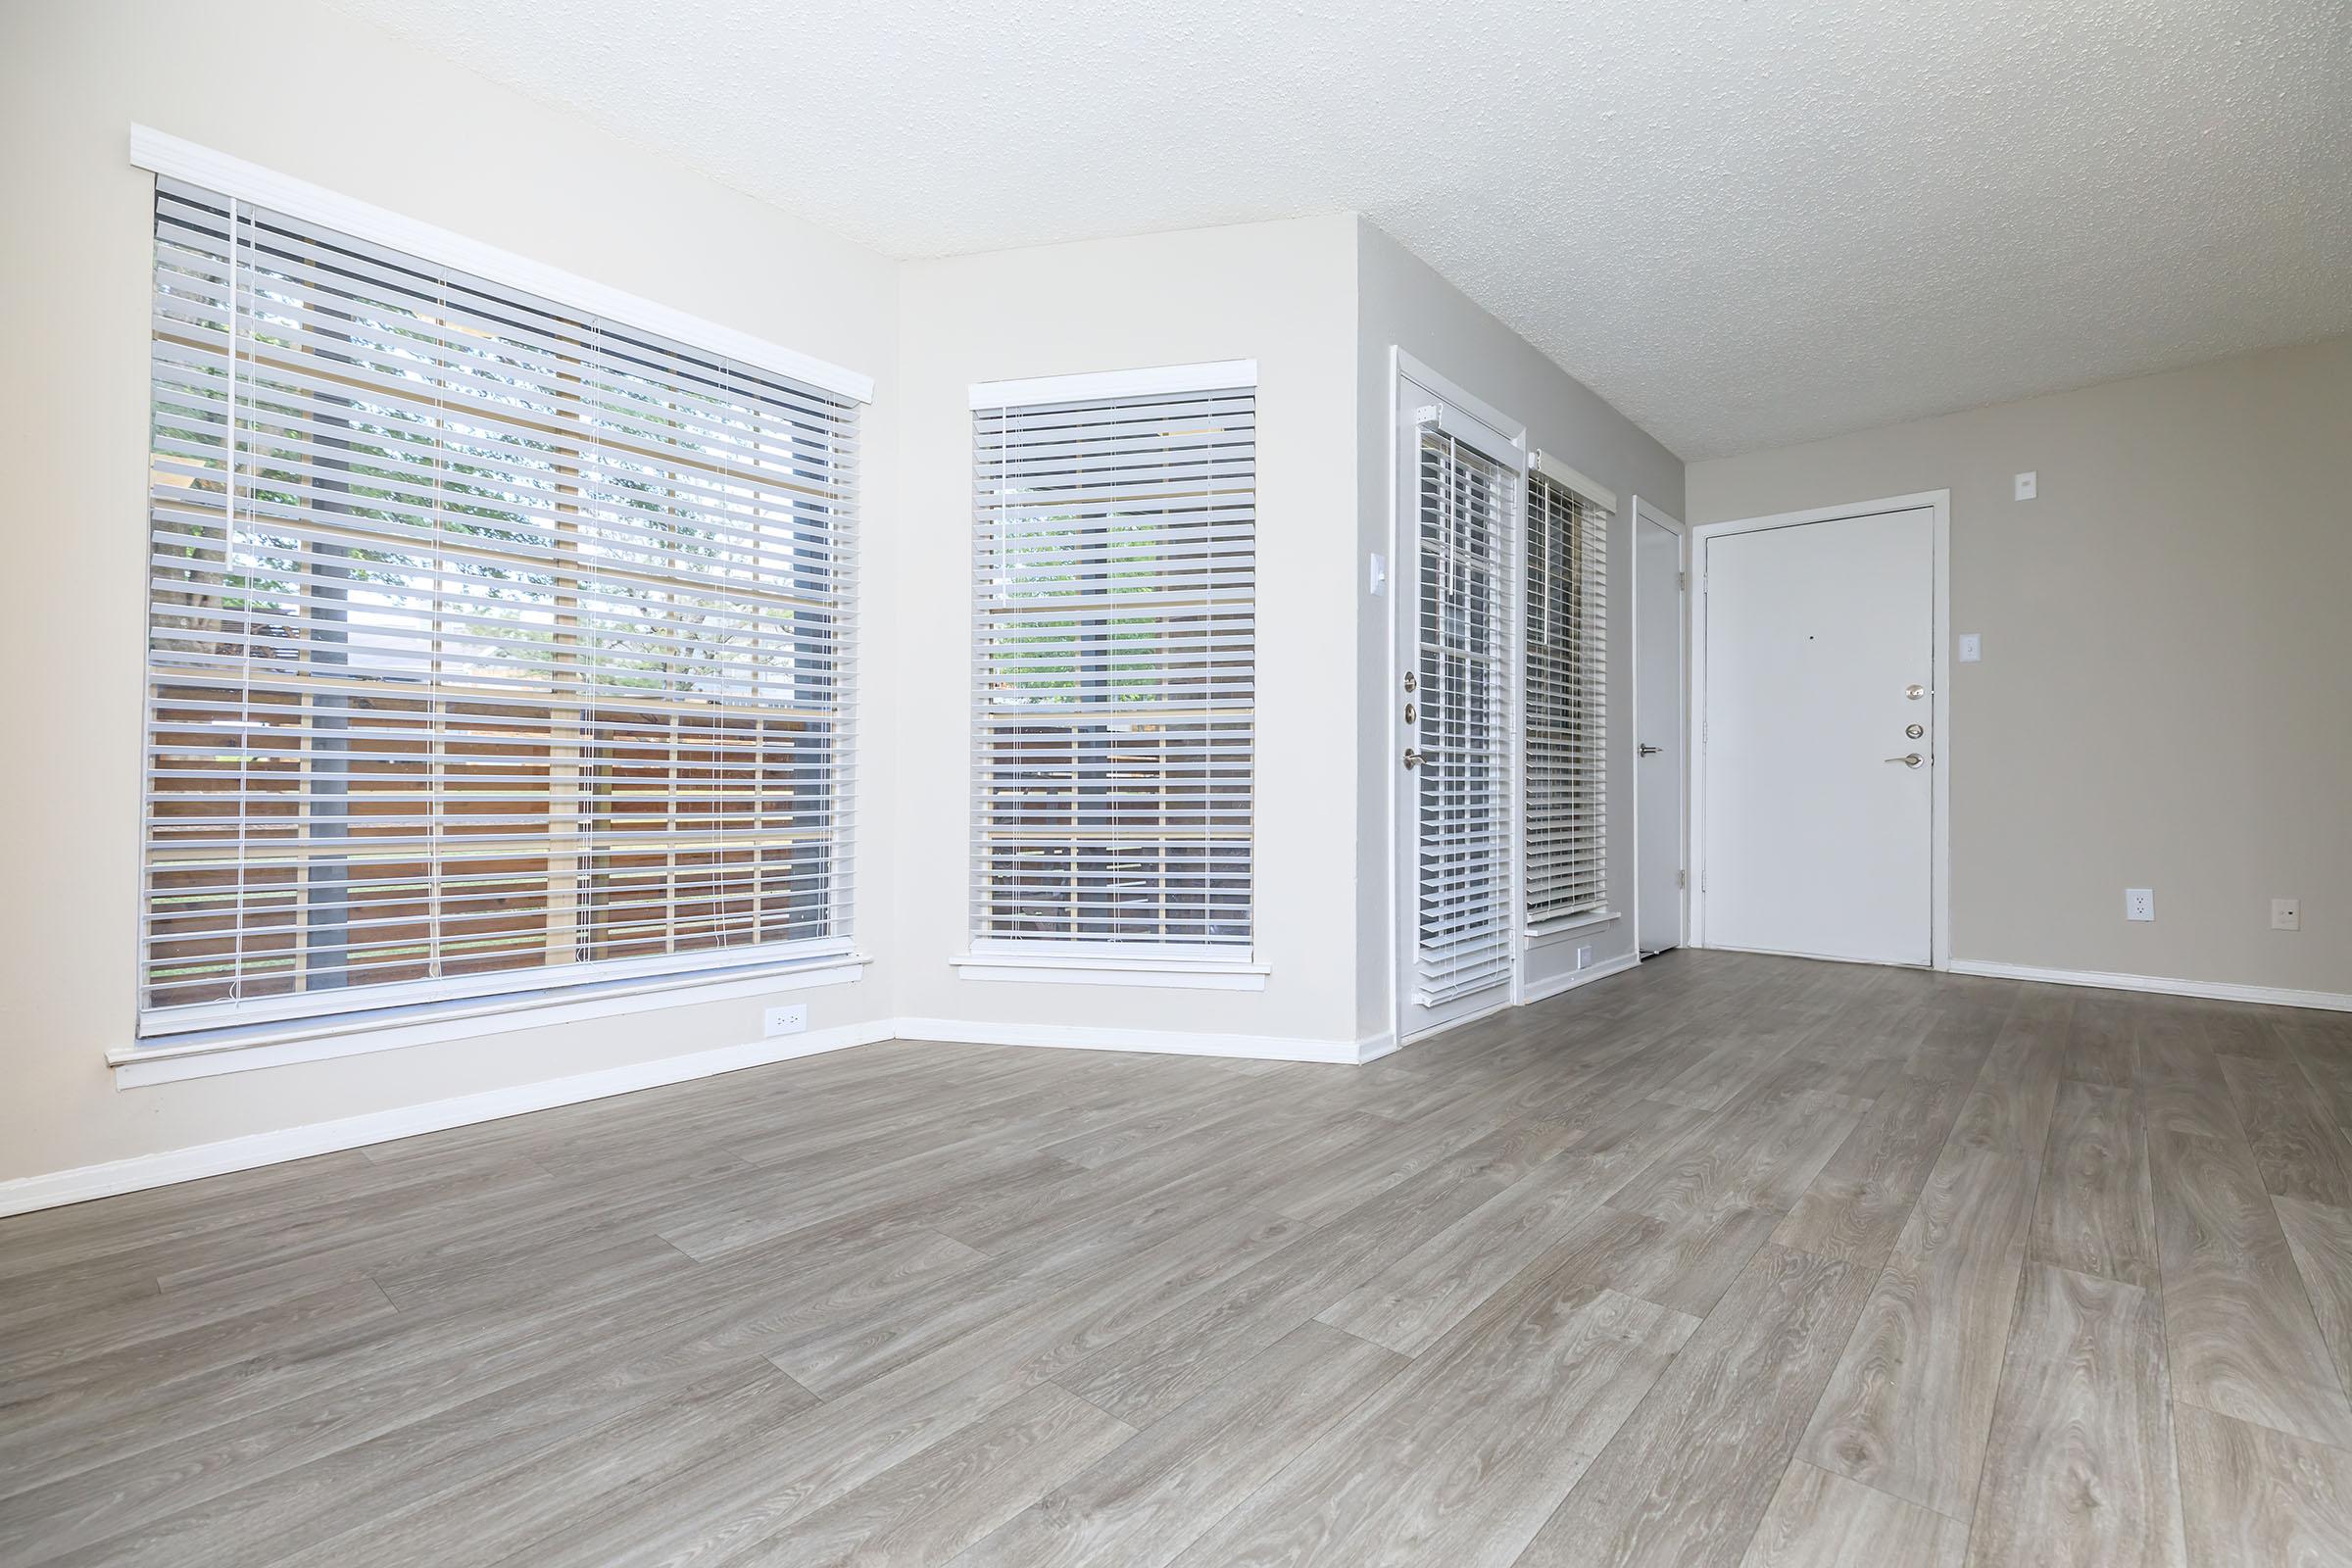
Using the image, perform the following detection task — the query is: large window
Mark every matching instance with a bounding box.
[1523,460,1611,926]
[141,175,860,1035]
[969,366,1257,951]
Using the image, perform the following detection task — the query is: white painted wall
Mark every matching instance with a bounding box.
[0,0,904,1185]
[1688,337,2352,1003]
[0,10,1682,1203]
[1354,222,1687,1038]
[891,218,1367,1052]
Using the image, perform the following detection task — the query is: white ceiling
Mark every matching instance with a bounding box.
[330,0,2351,460]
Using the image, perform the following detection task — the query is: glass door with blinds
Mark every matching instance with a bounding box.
[1395,377,1526,1041]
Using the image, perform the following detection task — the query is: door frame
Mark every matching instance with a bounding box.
[1386,347,1531,1049]
[1687,490,1952,970]
[1629,496,1688,956]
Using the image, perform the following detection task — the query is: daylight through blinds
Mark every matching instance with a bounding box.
[970,378,1255,948]
[1412,427,1514,1005]
[141,178,858,1032]
[1524,468,1608,924]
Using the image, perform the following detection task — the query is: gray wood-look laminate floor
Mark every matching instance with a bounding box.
[6,950,2352,1567]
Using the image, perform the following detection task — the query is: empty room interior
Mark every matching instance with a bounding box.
[5,2,2350,1564]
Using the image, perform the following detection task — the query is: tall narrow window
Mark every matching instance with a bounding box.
[970,366,1256,951]
[142,176,860,1035]
[1524,460,1611,926]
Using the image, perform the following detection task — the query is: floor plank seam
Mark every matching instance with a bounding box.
[2170,1390,2352,1457]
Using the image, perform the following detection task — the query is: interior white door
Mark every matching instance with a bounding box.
[1396,399,1519,1040]
[1635,505,1685,955]
[1701,508,1934,965]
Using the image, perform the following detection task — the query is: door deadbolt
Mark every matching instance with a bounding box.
[1905,723,1925,740]
[1403,670,1417,693]
[1403,702,1417,725]
[1905,683,1926,700]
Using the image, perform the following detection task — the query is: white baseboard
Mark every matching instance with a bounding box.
[0,1020,895,1219]
[1,1015,1404,1217]
[1522,951,1642,1005]
[893,1016,1392,1065]
[1946,959,2352,1014]
[27,950,2331,1220]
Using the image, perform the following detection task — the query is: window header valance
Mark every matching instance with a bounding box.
[129,125,873,403]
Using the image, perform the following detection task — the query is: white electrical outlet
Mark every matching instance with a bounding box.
[2125,888,2155,922]
[2015,471,2037,501]
[2272,897,2301,931]
[762,1003,808,1038]
[1575,944,1594,970]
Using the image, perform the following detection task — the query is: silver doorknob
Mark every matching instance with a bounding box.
[1885,753,1923,767]
[1402,748,1426,770]
[1638,743,1663,757]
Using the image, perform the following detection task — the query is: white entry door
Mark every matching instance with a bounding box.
[1634,502,1685,955]
[1396,382,1524,1040]
[1700,507,1936,965]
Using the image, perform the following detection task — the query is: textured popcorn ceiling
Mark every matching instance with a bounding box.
[327,0,2351,459]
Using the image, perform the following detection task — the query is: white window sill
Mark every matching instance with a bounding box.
[110,954,872,1088]
[1524,909,1620,947]
[949,951,1269,991]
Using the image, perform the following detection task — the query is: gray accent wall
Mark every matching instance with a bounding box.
[1689,336,2352,1002]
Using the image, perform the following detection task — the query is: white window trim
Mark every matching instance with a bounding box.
[969,359,1257,410]
[109,951,873,1087]
[967,364,1259,961]
[1524,908,1620,946]
[949,947,1268,991]
[130,134,868,1052]
[128,125,873,402]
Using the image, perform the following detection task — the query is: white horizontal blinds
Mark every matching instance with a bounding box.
[971,380,1255,948]
[1413,427,1514,1004]
[143,178,858,1033]
[1524,470,1608,923]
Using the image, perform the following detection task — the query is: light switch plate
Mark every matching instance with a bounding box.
[2126,888,2155,922]
[2015,471,2037,500]
[2273,897,2301,931]
[1367,553,1387,596]
[1957,633,1982,662]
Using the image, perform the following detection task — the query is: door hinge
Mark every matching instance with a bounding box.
[1676,869,1687,889]
[1676,570,1687,590]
